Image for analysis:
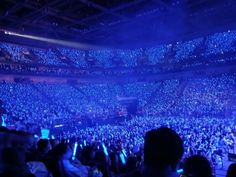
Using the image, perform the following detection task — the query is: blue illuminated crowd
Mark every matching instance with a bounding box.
[0,74,235,172]
[0,29,236,176]
[0,73,235,130]
[70,116,236,167]
[0,30,236,68]
[1,115,236,177]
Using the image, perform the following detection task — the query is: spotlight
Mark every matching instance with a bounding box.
[4,31,13,35]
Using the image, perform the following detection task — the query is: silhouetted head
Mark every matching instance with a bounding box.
[0,126,9,149]
[49,139,59,148]
[0,126,9,133]
[144,127,184,170]
[7,130,31,151]
[2,147,25,166]
[49,143,72,160]
[37,139,51,153]
[94,150,107,165]
[183,155,212,177]
[226,163,236,177]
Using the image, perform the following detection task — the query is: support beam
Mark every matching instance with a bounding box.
[5,0,87,34]
[79,0,125,19]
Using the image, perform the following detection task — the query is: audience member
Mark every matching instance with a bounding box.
[226,163,236,177]
[183,155,212,177]
[123,127,184,177]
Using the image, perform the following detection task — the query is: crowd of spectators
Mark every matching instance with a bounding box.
[0,81,70,130]
[88,50,114,68]
[0,29,236,177]
[0,73,235,129]
[173,74,236,116]
[63,113,236,176]
[205,30,236,56]
[173,37,204,62]
[57,48,88,68]
[32,48,66,66]
[1,122,236,177]
[63,115,236,170]
[0,43,32,63]
[115,49,143,67]
[0,63,91,77]
[145,79,180,115]
[1,29,236,71]
[0,77,235,176]
[145,44,172,64]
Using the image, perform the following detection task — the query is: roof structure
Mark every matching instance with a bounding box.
[0,0,236,48]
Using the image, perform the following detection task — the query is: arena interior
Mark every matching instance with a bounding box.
[0,1,236,177]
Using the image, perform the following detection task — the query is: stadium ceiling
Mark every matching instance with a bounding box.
[0,0,236,49]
